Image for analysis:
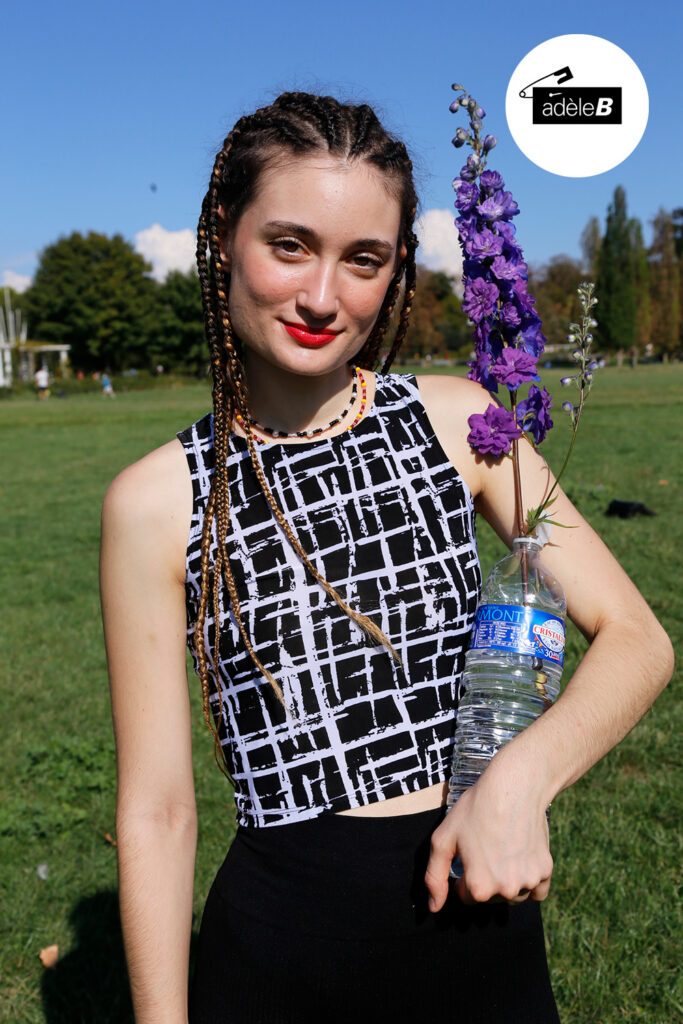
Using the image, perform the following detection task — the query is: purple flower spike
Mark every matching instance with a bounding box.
[468,405,522,457]
[490,347,539,390]
[516,385,554,444]
[463,277,499,323]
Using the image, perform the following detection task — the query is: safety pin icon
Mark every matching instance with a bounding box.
[519,67,573,99]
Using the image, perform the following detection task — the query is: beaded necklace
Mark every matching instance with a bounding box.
[236,368,368,446]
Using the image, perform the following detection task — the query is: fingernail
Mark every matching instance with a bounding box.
[428,897,436,913]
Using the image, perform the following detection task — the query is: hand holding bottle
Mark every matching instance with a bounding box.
[425,740,554,910]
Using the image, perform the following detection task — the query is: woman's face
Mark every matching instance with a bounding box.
[222,154,406,377]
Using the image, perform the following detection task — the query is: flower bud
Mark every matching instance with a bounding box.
[475,106,486,119]
[562,401,573,414]
[452,136,465,148]
[471,119,483,132]
[584,371,594,384]
[560,376,573,386]
[588,360,598,371]
[451,83,465,91]
[483,135,497,151]
[466,153,480,169]
[459,166,476,181]
[572,349,583,361]
[449,100,460,113]
[467,98,477,112]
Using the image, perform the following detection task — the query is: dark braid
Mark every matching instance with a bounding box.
[194,92,420,754]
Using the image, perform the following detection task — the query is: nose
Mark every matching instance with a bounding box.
[296,261,340,321]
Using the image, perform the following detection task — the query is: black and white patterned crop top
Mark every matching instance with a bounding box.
[177,372,481,828]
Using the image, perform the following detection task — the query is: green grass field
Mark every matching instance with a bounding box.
[1,365,680,1023]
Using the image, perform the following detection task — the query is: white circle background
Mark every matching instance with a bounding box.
[505,34,649,177]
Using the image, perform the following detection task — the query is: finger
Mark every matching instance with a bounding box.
[505,888,532,906]
[530,875,552,902]
[424,829,455,913]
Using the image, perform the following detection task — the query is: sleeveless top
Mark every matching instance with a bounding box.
[177,372,481,828]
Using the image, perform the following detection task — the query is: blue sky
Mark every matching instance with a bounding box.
[2,0,680,290]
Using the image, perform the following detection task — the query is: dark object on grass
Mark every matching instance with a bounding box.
[606,500,656,519]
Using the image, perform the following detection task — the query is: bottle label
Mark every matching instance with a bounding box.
[470,604,565,666]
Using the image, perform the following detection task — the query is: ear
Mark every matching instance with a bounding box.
[217,204,231,270]
[397,243,408,268]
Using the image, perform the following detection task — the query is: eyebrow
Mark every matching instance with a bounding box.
[264,221,395,256]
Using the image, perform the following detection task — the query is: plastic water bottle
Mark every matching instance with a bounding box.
[447,536,566,878]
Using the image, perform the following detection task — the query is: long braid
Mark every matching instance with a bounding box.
[194,93,420,758]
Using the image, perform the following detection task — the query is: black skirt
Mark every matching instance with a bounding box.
[189,805,559,1023]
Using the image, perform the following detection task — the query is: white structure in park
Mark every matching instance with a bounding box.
[0,288,70,388]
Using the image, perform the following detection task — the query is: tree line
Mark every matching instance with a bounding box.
[9,187,682,374]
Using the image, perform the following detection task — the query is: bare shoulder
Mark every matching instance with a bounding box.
[102,439,192,584]
[412,373,494,497]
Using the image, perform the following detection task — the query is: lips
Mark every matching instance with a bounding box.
[282,322,341,347]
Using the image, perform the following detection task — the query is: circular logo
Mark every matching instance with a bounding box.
[534,619,565,654]
[505,34,648,177]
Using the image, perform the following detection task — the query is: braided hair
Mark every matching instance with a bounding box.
[195,92,419,771]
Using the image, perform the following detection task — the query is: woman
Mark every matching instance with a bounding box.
[101,93,673,1023]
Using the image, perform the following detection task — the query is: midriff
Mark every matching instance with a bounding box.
[335,780,448,817]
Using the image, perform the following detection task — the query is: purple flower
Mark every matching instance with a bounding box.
[468,405,522,457]
[456,214,478,245]
[490,347,539,390]
[512,277,537,314]
[499,191,520,220]
[517,385,554,444]
[453,180,480,212]
[467,350,498,393]
[473,321,503,357]
[500,302,522,329]
[463,277,499,323]
[462,257,487,281]
[480,169,504,192]
[465,229,505,259]
[516,315,546,357]
[491,255,525,282]
[477,192,507,223]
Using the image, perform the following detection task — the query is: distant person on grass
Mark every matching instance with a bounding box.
[102,373,115,398]
[34,365,49,399]
[100,92,673,1023]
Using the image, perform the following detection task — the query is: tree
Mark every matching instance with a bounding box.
[527,256,584,346]
[579,215,602,279]
[155,269,207,375]
[596,186,638,351]
[629,219,651,349]
[648,209,680,357]
[25,232,159,371]
[402,269,471,360]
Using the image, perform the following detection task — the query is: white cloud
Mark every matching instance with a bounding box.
[134,223,196,282]
[415,209,463,293]
[2,270,32,293]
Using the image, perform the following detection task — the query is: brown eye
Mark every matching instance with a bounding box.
[351,254,383,271]
[270,237,303,255]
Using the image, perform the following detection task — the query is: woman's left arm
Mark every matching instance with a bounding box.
[421,377,675,910]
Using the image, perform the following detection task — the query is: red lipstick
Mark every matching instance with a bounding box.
[282,322,341,347]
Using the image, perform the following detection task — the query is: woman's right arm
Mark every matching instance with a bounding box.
[101,441,196,1024]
